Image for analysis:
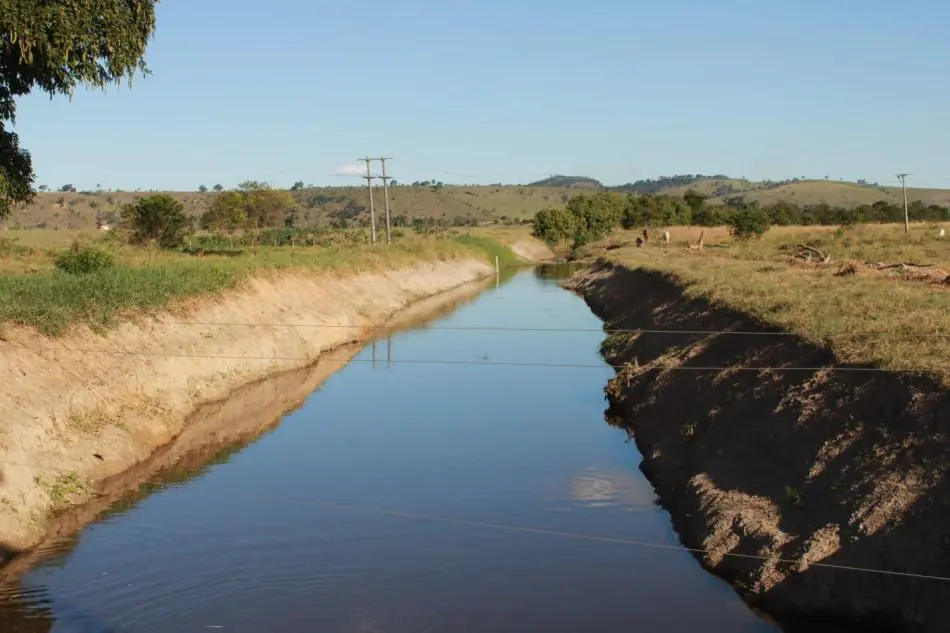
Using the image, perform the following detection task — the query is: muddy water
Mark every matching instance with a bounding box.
[0,267,778,633]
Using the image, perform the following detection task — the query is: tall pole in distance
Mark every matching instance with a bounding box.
[897,173,910,235]
[361,157,377,244]
[379,157,393,244]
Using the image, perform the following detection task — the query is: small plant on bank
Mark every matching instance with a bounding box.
[54,245,115,274]
[681,421,698,440]
[785,485,805,507]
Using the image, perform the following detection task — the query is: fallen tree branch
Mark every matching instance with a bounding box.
[795,244,831,264]
[866,261,935,270]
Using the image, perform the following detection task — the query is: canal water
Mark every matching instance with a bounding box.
[0,266,778,633]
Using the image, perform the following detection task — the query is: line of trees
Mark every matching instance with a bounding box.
[532,190,950,253]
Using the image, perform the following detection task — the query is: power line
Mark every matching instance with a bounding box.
[2,472,946,584]
[359,157,378,245]
[379,157,393,245]
[897,173,911,235]
[227,491,950,583]
[358,156,394,245]
[0,466,945,584]
[86,319,950,339]
[0,342,929,373]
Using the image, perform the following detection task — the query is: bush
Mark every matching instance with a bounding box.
[120,194,194,249]
[54,246,115,274]
[727,207,771,240]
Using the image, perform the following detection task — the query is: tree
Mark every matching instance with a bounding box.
[0,1,158,218]
[567,192,622,248]
[683,189,706,214]
[212,184,224,192]
[290,181,305,191]
[532,207,575,249]
[200,192,245,232]
[237,181,292,228]
[120,194,193,249]
[37,185,48,192]
[198,185,208,193]
[59,184,77,193]
[727,207,771,240]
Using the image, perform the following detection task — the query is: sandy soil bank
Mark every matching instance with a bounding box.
[567,260,950,633]
[0,259,492,555]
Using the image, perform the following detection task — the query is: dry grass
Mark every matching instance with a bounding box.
[612,222,950,265]
[708,181,950,208]
[586,223,950,376]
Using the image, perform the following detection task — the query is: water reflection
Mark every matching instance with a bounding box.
[534,262,587,281]
[570,467,657,510]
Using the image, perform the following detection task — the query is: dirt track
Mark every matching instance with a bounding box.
[0,259,492,556]
[567,260,950,633]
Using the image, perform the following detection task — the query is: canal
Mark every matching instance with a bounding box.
[0,266,777,632]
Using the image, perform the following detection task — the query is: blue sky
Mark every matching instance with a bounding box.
[13,0,950,190]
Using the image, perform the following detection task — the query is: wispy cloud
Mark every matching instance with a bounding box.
[331,163,366,176]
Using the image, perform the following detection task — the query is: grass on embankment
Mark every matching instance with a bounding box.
[0,232,515,336]
[581,224,950,377]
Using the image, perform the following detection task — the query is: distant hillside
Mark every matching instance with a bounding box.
[609,174,731,195]
[3,185,574,230]
[6,177,950,231]
[528,175,603,189]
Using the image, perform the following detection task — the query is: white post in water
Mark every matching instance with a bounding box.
[495,256,499,274]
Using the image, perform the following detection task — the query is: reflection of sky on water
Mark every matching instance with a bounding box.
[570,466,657,510]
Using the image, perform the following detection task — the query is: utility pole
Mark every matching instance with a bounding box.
[897,173,910,235]
[379,157,393,244]
[360,157,378,244]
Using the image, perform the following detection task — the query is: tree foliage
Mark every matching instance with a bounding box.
[727,207,771,240]
[200,191,246,232]
[531,207,575,249]
[0,0,158,218]
[200,182,293,232]
[237,180,293,228]
[532,192,623,252]
[120,194,194,249]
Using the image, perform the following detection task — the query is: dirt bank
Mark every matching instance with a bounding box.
[0,259,492,555]
[567,260,950,633]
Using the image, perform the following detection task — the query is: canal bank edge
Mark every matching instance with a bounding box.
[566,260,950,633]
[0,259,494,556]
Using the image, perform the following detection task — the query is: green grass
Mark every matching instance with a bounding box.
[453,234,520,268]
[0,234,512,336]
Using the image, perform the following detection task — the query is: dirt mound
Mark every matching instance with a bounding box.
[567,260,950,632]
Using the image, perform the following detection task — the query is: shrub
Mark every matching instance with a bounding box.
[54,246,115,274]
[120,194,194,249]
[727,207,771,240]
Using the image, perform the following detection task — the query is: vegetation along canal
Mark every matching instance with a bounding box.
[0,266,781,633]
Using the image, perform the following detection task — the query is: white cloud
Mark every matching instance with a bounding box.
[331,163,366,176]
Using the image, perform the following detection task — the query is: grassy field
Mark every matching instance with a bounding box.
[0,228,522,336]
[7,178,950,231]
[581,222,950,376]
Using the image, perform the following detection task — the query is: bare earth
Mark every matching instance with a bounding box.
[567,261,950,632]
[0,259,492,554]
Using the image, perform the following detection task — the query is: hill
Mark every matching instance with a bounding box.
[6,177,950,231]
[528,175,603,189]
[613,175,950,209]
